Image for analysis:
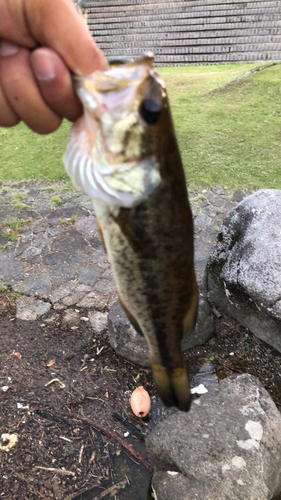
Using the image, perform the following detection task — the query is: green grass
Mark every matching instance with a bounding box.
[0,120,70,181]
[1,62,281,189]
[158,62,281,188]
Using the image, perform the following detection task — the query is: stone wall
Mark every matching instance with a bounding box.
[82,0,281,65]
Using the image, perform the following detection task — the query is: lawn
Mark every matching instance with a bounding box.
[1,62,281,189]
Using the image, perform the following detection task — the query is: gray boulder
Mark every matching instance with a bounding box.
[203,189,281,353]
[146,374,281,500]
[16,296,51,320]
[107,294,214,367]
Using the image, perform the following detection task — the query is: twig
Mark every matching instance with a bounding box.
[34,466,76,476]
[44,378,65,389]
[27,483,49,500]
[15,473,49,500]
[92,479,127,500]
[216,363,245,374]
[79,444,84,464]
[56,410,154,475]
[195,368,222,377]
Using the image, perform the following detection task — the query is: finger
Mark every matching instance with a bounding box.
[29,0,107,74]
[0,84,20,127]
[0,56,20,127]
[31,48,82,122]
[1,44,62,134]
[0,0,107,75]
[0,0,35,47]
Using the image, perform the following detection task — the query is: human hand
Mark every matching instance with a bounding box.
[0,0,106,134]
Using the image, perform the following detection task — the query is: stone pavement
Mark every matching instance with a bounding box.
[0,181,252,324]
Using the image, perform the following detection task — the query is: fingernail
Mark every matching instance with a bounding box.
[0,40,20,56]
[32,51,56,81]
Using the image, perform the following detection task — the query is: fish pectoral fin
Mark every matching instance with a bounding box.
[183,280,199,337]
[151,363,191,412]
[96,217,107,254]
[112,209,156,258]
[118,295,144,336]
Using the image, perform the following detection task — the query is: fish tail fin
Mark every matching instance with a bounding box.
[151,363,191,412]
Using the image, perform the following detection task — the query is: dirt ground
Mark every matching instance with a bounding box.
[0,288,280,500]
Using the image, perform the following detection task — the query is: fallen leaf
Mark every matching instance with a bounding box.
[47,359,56,367]
[12,352,22,359]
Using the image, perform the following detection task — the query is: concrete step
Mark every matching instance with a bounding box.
[88,15,281,32]
[86,5,281,20]
[85,0,281,13]
[84,0,281,7]
[102,44,281,56]
[89,21,281,35]
[82,0,281,64]
[154,52,281,63]
[97,37,281,50]
[93,33,281,45]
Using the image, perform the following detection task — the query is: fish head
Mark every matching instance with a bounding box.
[64,54,170,207]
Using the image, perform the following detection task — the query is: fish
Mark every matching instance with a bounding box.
[63,54,198,411]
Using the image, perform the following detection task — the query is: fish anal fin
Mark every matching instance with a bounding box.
[118,294,144,336]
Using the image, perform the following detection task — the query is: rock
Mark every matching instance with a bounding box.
[20,229,33,241]
[47,225,63,237]
[14,242,30,257]
[23,272,52,298]
[33,233,51,248]
[108,299,150,367]
[194,214,212,231]
[47,206,85,220]
[50,263,76,288]
[77,291,112,310]
[16,296,51,320]
[77,265,102,286]
[146,374,281,500]
[194,239,214,280]
[93,277,116,293]
[49,281,77,303]
[89,311,108,333]
[42,252,69,265]
[75,215,98,239]
[0,256,25,284]
[232,188,246,203]
[50,227,90,256]
[21,246,42,263]
[182,294,214,351]
[62,310,79,325]
[107,295,214,367]
[203,189,281,353]
[61,284,92,306]
[29,219,49,234]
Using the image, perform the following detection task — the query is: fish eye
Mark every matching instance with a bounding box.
[139,99,162,125]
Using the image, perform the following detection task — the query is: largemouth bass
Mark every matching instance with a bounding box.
[64,54,198,411]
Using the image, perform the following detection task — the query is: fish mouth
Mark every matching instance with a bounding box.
[72,52,163,105]
[65,53,164,207]
[108,53,154,67]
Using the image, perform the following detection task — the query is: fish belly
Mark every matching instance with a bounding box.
[92,186,197,411]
